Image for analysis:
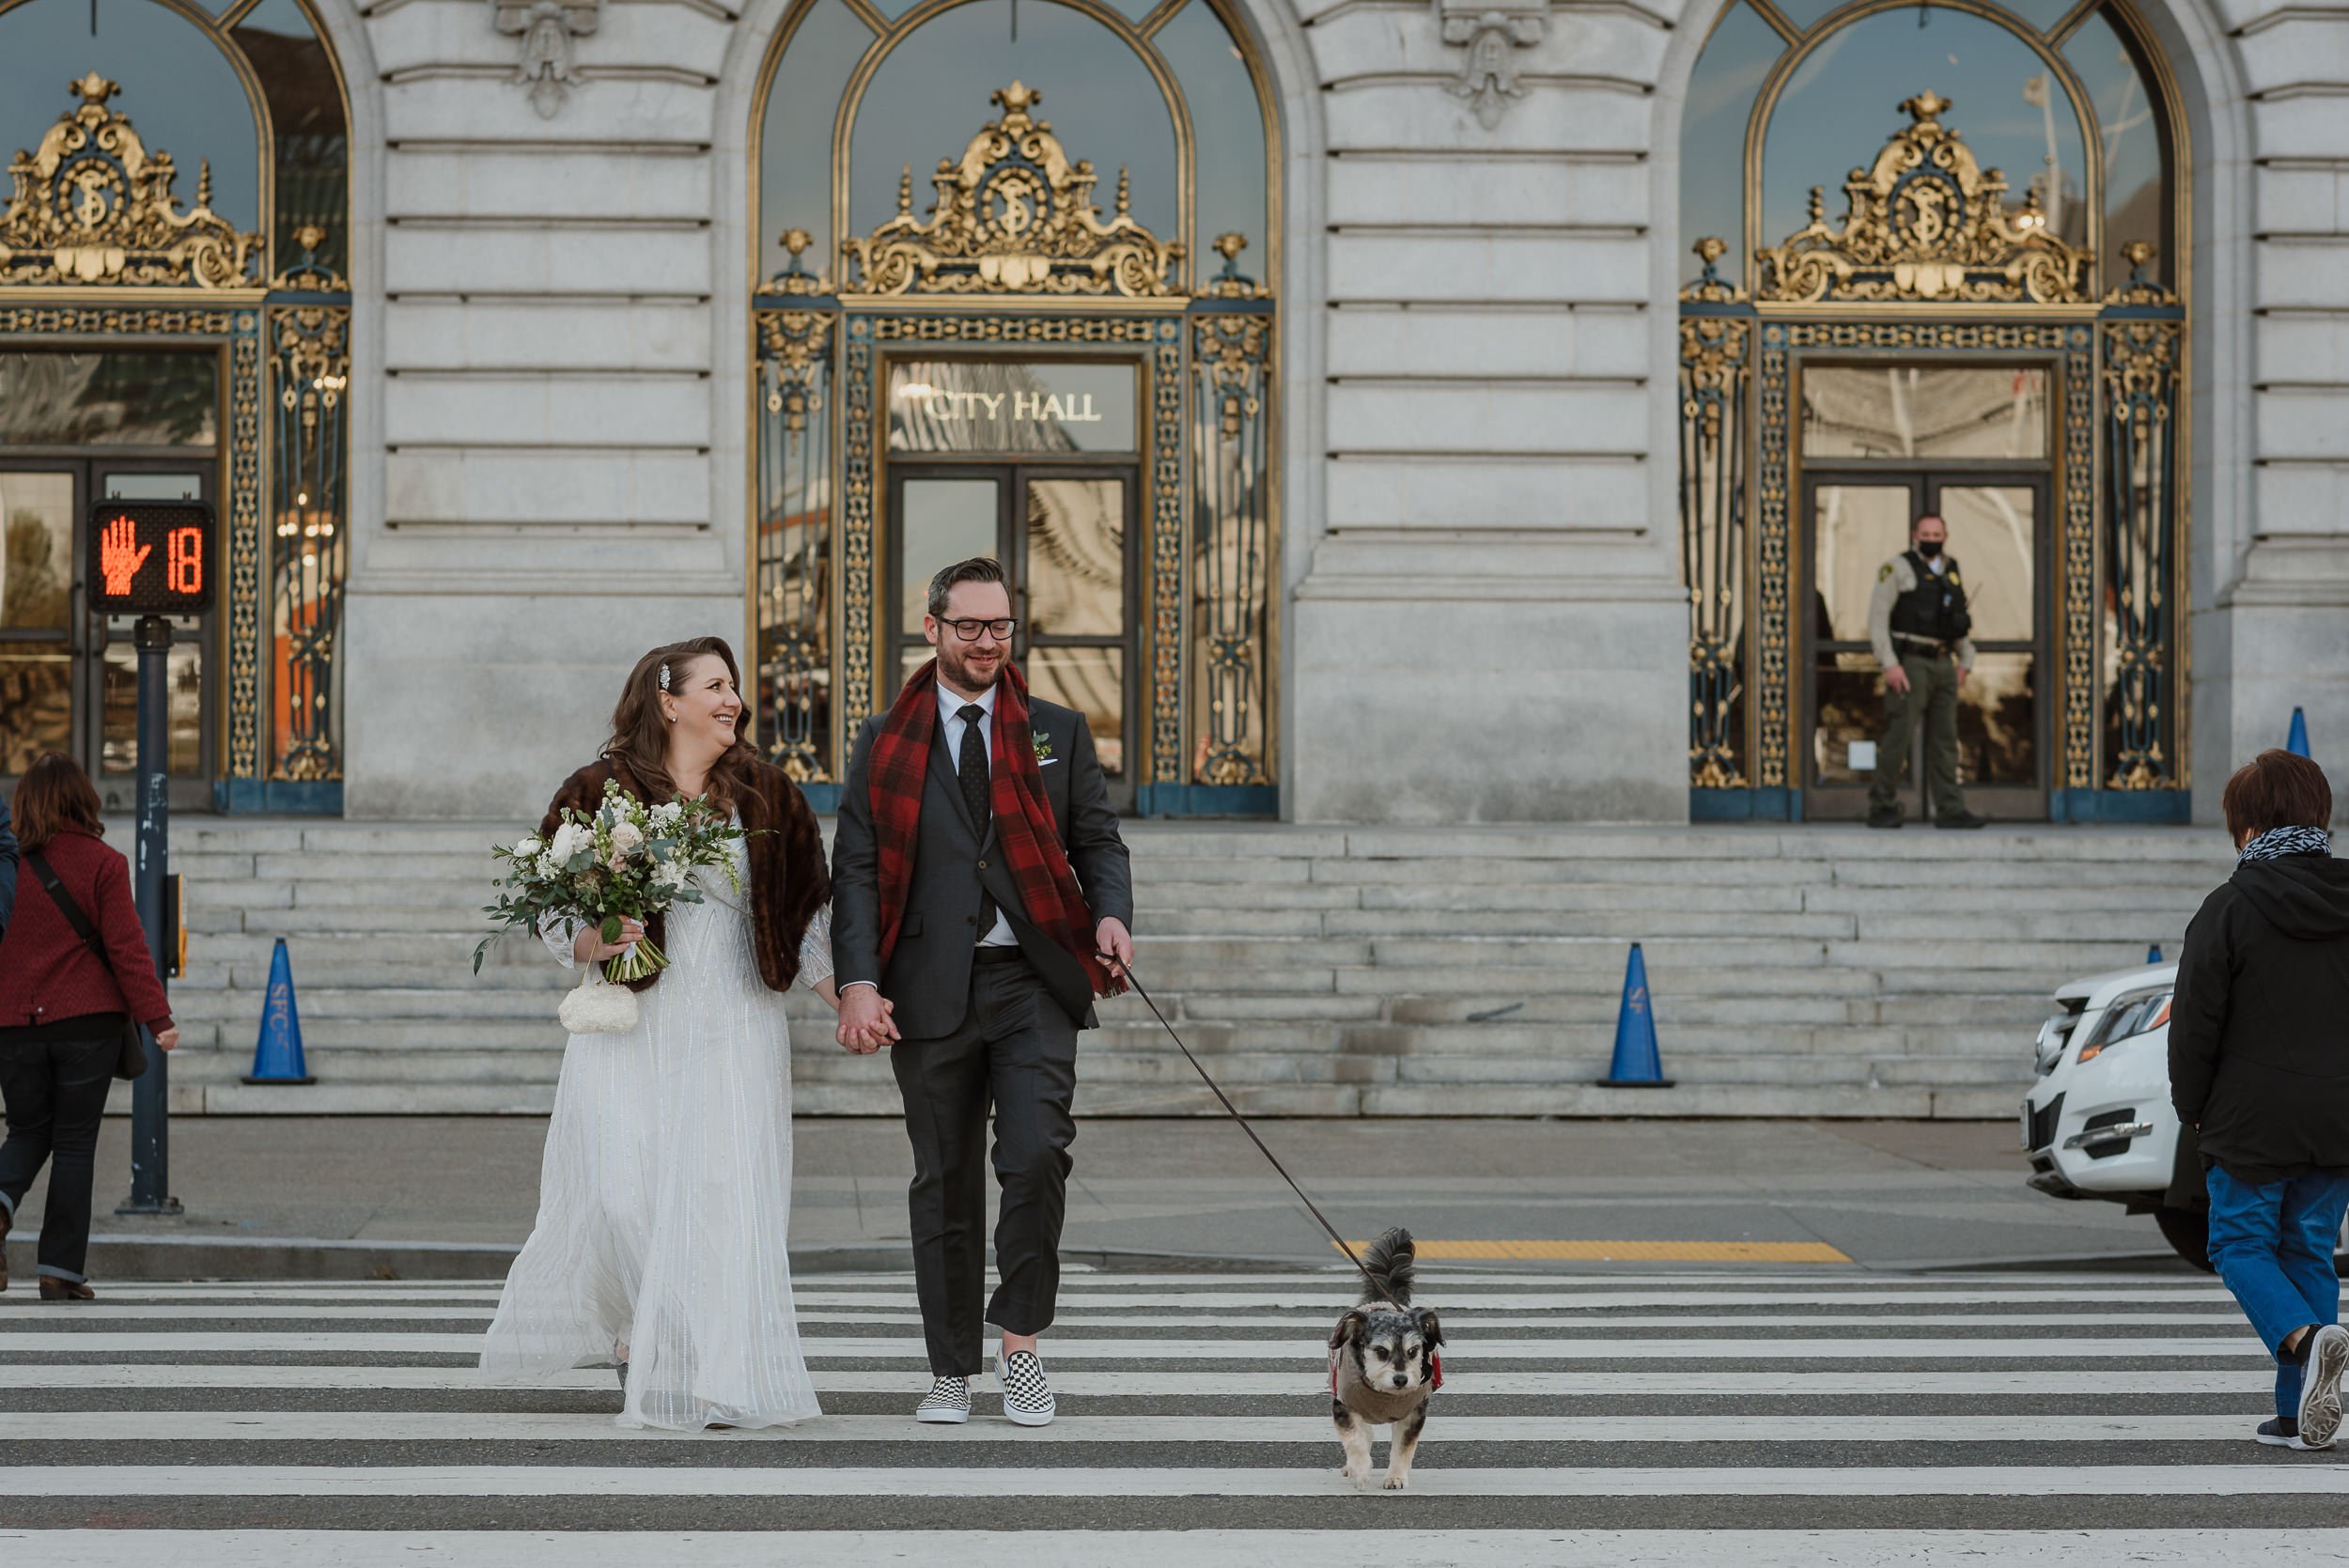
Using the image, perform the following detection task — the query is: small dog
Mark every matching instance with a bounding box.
[1328,1226,1443,1490]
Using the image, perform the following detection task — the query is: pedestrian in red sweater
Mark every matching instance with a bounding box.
[0,753,178,1299]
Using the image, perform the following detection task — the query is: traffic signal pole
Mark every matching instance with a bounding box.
[117,613,180,1217]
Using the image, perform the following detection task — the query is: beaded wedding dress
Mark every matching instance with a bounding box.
[479,833,830,1430]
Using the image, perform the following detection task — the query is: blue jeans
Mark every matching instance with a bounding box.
[2206,1165,2349,1421]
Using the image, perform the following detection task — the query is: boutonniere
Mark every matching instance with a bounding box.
[1032,736,1055,763]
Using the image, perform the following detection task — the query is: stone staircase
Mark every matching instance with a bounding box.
[134,819,2232,1118]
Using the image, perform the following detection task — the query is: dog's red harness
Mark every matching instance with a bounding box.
[1329,1345,1441,1395]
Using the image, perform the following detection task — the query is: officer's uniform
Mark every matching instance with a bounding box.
[1866,549,1976,821]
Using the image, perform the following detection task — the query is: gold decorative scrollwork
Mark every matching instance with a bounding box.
[271,223,349,294]
[1199,232,1271,302]
[267,293,351,783]
[1754,92,2090,306]
[754,273,838,784]
[759,226,832,299]
[2101,241,2183,791]
[842,83,1182,299]
[1191,311,1272,787]
[1,74,258,288]
[1678,241,1750,790]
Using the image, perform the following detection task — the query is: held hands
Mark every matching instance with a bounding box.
[836,986,899,1054]
[154,1026,179,1054]
[573,917,645,965]
[1956,664,1969,688]
[1885,665,1911,696]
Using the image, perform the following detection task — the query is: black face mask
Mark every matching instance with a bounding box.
[1915,539,1944,560]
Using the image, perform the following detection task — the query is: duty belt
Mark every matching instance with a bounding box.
[1892,633,1959,659]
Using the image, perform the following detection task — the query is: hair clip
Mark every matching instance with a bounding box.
[657,663,671,691]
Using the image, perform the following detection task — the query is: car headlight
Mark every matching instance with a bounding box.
[2077,984,2173,1063]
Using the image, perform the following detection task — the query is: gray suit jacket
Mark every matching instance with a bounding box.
[832,692,1133,1040]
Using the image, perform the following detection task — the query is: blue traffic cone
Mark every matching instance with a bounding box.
[242,937,316,1085]
[2288,706,2312,758]
[2147,942,2163,964]
[1596,942,1674,1088]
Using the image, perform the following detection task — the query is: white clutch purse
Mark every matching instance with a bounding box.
[557,965,639,1034]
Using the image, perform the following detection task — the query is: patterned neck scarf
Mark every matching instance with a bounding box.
[2238,824,2334,864]
[864,659,1119,997]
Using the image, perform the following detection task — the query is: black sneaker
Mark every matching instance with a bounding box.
[916,1374,972,1424]
[2257,1417,2303,1448]
[996,1348,1056,1427]
[1866,809,1903,830]
[1935,811,1989,830]
[2299,1325,2349,1449]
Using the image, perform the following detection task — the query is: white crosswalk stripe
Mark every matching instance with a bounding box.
[2,1266,2336,1562]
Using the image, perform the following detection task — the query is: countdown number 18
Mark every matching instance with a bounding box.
[167,525,203,594]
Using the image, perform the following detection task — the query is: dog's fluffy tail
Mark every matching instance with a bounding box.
[1358,1227,1416,1306]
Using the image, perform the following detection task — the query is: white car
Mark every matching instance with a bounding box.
[2023,960,2348,1270]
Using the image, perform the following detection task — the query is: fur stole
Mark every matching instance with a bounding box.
[540,755,830,995]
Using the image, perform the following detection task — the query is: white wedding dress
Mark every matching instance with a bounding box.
[479,834,830,1430]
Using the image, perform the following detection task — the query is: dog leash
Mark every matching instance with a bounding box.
[1107,956,1390,1303]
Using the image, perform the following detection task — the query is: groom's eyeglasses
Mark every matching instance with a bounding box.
[941,617,1018,642]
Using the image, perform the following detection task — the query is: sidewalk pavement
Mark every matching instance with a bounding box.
[2,1116,2187,1281]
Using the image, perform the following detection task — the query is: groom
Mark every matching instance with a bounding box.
[832,555,1134,1428]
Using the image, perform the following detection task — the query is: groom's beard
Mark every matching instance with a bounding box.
[937,642,1003,695]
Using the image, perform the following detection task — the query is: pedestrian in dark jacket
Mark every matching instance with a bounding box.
[2170,747,2349,1450]
[0,753,179,1300]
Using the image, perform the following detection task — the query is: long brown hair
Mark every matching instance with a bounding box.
[11,751,104,854]
[604,637,767,823]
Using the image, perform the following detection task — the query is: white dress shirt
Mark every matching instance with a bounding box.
[938,680,1018,947]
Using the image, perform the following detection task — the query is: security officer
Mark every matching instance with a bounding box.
[1867,513,1987,830]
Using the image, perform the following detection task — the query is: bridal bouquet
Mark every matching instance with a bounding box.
[474,780,745,985]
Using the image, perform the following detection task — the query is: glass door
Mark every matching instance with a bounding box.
[1802,472,2050,819]
[886,464,1139,810]
[0,461,216,811]
[0,464,79,783]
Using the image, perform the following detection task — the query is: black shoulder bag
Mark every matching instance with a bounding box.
[24,850,152,1081]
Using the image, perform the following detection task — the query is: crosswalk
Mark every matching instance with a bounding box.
[4,1266,2348,1564]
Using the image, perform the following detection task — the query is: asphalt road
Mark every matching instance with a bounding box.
[11,1116,2186,1279]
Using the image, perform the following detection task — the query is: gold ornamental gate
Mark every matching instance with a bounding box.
[750,50,1279,816]
[1680,69,2186,823]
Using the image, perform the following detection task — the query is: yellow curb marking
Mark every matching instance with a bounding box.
[1337,1239,1852,1264]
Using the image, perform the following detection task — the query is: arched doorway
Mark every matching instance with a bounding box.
[748,0,1280,815]
[0,0,353,813]
[1677,0,2186,822]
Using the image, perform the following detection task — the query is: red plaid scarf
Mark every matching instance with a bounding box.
[868,659,1119,996]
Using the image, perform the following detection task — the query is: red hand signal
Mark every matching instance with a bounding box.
[100,516,152,598]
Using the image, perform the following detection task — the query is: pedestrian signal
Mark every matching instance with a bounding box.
[86,499,214,613]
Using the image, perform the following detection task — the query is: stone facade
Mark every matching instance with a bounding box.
[193,0,2349,820]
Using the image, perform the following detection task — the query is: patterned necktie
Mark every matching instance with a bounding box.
[957,704,990,829]
[957,704,998,938]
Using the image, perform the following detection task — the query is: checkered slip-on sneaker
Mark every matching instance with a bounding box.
[996,1348,1056,1427]
[2298,1326,2349,1450]
[916,1375,972,1424]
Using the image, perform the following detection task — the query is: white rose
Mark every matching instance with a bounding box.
[549,822,590,862]
[513,836,542,859]
[609,820,644,854]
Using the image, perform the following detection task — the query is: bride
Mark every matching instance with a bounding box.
[480,636,845,1430]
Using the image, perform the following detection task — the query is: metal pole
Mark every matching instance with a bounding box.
[117,613,180,1217]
